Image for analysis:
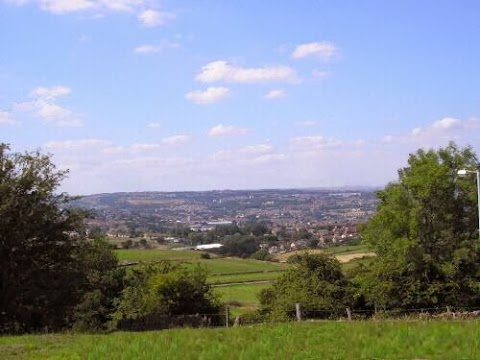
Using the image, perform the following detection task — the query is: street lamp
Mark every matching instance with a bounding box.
[457,169,480,241]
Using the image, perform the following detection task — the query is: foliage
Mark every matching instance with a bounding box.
[259,253,353,320]
[219,233,260,257]
[0,144,87,334]
[71,238,125,331]
[114,262,222,322]
[250,248,272,261]
[357,142,480,310]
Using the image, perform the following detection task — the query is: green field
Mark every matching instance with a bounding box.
[115,249,288,313]
[215,283,270,315]
[2,321,479,359]
[116,249,289,280]
[323,244,371,255]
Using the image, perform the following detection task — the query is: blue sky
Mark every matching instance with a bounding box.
[1,0,479,194]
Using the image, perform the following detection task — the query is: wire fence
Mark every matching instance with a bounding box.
[116,304,480,332]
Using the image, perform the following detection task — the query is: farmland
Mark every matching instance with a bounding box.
[2,321,479,359]
[114,246,371,314]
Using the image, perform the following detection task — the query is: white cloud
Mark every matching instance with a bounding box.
[264,89,286,100]
[133,40,179,55]
[239,144,273,154]
[147,122,161,128]
[45,138,110,149]
[208,124,249,137]
[432,117,461,130]
[381,116,477,145]
[138,9,175,27]
[10,0,143,14]
[251,153,287,164]
[133,44,161,54]
[15,85,83,127]
[185,87,230,105]
[411,127,422,136]
[33,86,80,126]
[161,135,191,146]
[0,111,16,125]
[7,1,176,26]
[195,61,299,84]
[290,136,342,149]
[130,143,161,152]
[39,0,95,14]
[30,85,71,98]
[292,41,339,61]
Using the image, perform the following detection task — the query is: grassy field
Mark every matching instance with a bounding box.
[116,249,289,280]
[114,246,373,314]
[2,321,479,359]
[115,248,288,313]
[216,283,270,315]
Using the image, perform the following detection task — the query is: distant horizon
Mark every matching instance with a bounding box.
[74,184,384,197]
[2,1,479,195]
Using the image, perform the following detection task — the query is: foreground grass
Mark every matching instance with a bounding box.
[1,321,479,359]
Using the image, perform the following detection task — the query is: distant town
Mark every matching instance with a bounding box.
[75,188,379,251]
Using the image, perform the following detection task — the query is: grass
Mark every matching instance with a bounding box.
[2,321,480,359]
[116,249,289,276]
[323,244,371,255]
[208,271,284,284]
[215,283,270,315]
[115,249,203,262]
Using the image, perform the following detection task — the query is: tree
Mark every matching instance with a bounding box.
[71,238,125,331]
[357,142,480,310]
[114,262,221,322]
[0,144,87,333]
[259,253,353,320]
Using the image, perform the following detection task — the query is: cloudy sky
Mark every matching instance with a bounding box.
[1,1,479,194]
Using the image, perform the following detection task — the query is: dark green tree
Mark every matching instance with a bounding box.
[357,142,480,310]
[71,238,125,331]
[259,253,353,320]
[0,144,86,333]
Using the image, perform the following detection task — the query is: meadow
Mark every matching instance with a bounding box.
[2,321,479,359]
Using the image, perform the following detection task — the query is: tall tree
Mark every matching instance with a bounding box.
[0,144,86,333]
[357,142,480,310]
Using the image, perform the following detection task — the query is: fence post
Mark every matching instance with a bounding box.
[346,307,352,321]
[233,316,241,327]
[295,303,302,322]
[225,305,229,328]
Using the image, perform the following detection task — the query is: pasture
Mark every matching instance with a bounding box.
[2,321,479,359]
[114,246,373,314]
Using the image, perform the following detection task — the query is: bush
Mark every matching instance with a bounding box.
[114,263,222,327]
[250,249,272,261]
[260,253,354,320]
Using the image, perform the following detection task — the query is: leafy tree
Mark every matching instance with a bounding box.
[259,253,353,320]
[71,238,125,331]
[114,262,221,322]
[357,142,480,310]
[0,144,87,333]
[219,234,260,257]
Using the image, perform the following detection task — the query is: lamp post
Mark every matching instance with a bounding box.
[457,169,480,241]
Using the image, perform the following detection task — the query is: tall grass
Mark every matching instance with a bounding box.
[1,321,479,359]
